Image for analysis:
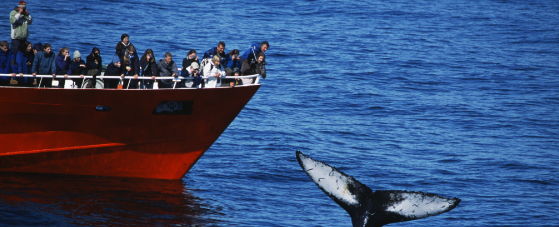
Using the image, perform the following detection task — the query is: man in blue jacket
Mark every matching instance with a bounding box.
[239,41,269,64]
[203,41,226,64]
[0,41,17,86]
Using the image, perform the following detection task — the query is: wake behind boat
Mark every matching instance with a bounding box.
[0,74,261,180]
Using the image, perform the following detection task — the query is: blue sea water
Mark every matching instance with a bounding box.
[1,0,558,226]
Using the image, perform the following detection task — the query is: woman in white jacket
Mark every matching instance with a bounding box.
[203,55,226,88]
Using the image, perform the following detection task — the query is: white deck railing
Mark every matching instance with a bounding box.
[0,73,261,89]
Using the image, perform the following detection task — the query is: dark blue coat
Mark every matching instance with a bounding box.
[86,54,102,72]
[240,42,262,63]
[120,54,140,76]
[55,55,71,75]
[203,47,226,64]
[223,54,241,70]
[69,59,87,75]
[14,51,33,84]
[0,49,16,82]
[32,51,56,75]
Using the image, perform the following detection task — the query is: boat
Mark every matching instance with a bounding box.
[0,74,261,180]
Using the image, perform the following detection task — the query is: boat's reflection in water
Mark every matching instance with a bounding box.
[0,173,221,226]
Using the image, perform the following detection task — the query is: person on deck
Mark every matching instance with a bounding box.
[104,55,123,89]
[55,47,71,88]
[182,49,199,72]
[202,41,226,65]
[32,43,56,87]
[120,45,140,89]
[0,41,16,86]
[139,49,158,89]
[203,55,226,88]
[85,47,102,76]
[14,41,33,86]
[239,41,268,78]
[241,52,266,83]
[115,34,136,59]
[68,50,86,88]
[9,1,33,55]
[156,52,179,89]
[223,49,241,76]
[239,41,268,64]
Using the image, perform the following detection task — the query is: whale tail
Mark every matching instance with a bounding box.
[296,151,460,227]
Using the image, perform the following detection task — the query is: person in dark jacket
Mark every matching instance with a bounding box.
[239,41,269,65]
[202,41,226,64]
[32,42,42,55]
[223,49,241,76]
[120,45,140,89]
[32,43,56,87]
[85,47,102,88]
[104,55,122,89]
[85,47,102,75]
[182,49,199,71]
[115,34,136,59]
[241,52,266,78]
[55,47,71,88]
[68,50,86,88]
[156,52,179,89]
[14,41,33,86]
[0,41,16,86]
[139,49,158,89]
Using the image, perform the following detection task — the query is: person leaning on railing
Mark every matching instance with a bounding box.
[31,43,56,88]
[85,47,102,88]
[241,52,265,77]
[120,45,140,89]
[0,41,16,86]
[55,47,71,88]
[14,41,33,86]
[104,56,123,89]
[139,49,158,89]
[156,52,179,89]
[203,55,226,88]
[68,50,86,88]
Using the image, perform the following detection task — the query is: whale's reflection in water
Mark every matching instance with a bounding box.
[0,173,222,226]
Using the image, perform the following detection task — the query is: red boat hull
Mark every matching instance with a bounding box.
[0,85,260,179]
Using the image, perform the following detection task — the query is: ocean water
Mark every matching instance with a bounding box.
[1,0,558,226]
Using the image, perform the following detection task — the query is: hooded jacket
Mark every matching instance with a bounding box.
[10,7,33,40]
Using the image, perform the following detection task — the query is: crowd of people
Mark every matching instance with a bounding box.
[0,1,269,89]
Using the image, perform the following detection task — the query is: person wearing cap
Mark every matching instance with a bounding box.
[68,50,86,88]
[140,49,158,89]
[104,55,123,89]
[9,1,33,55]
[180,61,200,88]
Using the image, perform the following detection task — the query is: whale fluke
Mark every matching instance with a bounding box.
[296,151,460,227]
